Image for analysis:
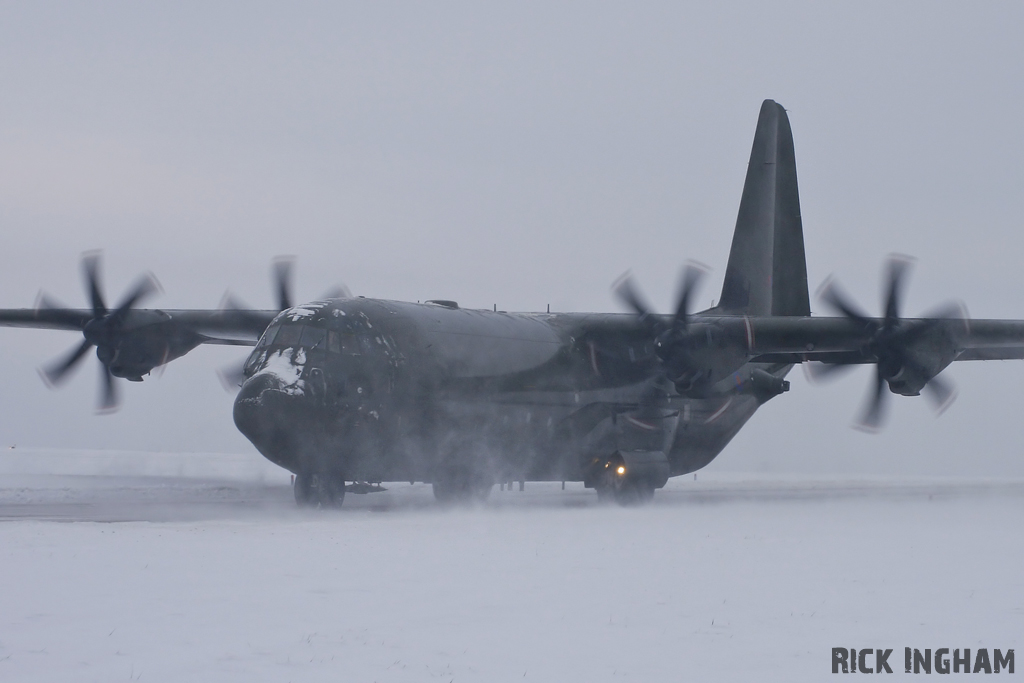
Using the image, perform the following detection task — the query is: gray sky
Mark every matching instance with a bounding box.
[1,1,1023,475]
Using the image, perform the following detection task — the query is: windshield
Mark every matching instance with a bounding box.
[245,322,367,375]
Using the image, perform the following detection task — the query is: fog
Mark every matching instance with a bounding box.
[1,2,1023,476]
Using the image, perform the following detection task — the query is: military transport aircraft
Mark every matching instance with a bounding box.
[3,99,1024,507]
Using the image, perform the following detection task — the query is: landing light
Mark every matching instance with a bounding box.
[616,466,626,475]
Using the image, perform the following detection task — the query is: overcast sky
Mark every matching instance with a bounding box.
[1,2,1022,476]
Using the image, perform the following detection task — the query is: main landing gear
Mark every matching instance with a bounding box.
[592,458,657,506]
[595,479,656,506]
[294,472,346,509]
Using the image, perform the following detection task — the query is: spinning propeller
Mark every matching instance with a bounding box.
[272,256,295,311]
[217,258,351,389]
[221,256,296,320]
[814,255,964,431]
[271,256,352,308]
[614,262,709,392]
[221,256,350,320]
[38,252,161,413]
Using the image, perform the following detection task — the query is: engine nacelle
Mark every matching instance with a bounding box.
[100,313,208,380]
[881,330,960,397]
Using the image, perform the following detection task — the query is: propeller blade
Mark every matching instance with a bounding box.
[672,262,708,330]
[921,300,968,321]
[854,366,888,433]
[803,360,857,384]
[882,254,914,326]
[31,291,93,328]
[97,363,120,413]
[217,361,248,391]
[111,272,162,317]
[321,284,352,300]
[817,277,873,326]
[273,256,295,311]
[81,251,108,318]
[218,291,250,311]
[34,291,68,312]
[816,255,959,432]
[923,373,958,415]
[919,300,971,336]
[40,339,94,386]
[219,292,272,330]
[613,273,658,330]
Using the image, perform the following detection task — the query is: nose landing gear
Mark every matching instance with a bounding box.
[294,471,346,508]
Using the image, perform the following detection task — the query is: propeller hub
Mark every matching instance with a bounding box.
[614,262,710,394]
[83,316,114,346]
[875,352,904,382]
[818,254,962,430]
[37,252,161,413]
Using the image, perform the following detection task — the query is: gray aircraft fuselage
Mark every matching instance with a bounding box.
[232,297,786,492]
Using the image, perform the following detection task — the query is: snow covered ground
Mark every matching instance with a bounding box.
[1,450,1022,682]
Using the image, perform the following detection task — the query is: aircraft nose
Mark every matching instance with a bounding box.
[235,371,282,402]
[233,371,345,475]
[232,372,290,448]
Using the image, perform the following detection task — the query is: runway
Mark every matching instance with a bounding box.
[3,462,1024,522]
[2,450,1023,682]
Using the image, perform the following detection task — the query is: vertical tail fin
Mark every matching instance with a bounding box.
[718,100,810,317]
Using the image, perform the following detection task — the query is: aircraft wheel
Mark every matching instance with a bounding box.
[431,481,454,503]
[595,479,655,506]
[317,474,346,508]
[294,473,316,507]
[294,472,346,508]
[617,483,655,506]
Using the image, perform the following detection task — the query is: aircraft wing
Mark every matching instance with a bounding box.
[0,307,94,331]
[157,309,279,342]
[945,320,1024,361]
[745,317,1024,364]
[954,346,1024,361]
[0,307,277,342]
[569,312,1024,372]
[0,305,280,410]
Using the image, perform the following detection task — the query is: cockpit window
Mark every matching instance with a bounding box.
[254,320,370,361]
[327,331,360,354]
[274,324,302,347]
[257,325,278,348]
[299,326,326,350]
